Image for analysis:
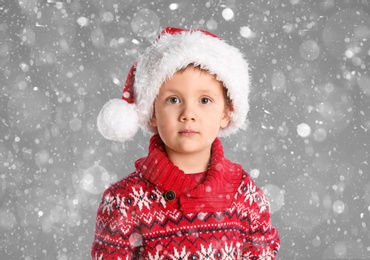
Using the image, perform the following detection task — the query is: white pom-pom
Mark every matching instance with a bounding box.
[97,99,139,142]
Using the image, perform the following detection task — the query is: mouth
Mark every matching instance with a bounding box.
[179,129,199,136]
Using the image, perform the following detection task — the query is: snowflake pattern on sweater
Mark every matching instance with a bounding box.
[91,135,280,259]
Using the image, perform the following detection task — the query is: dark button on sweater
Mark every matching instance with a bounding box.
[164,190,176,201]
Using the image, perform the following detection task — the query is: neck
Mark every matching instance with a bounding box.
[165,148,211,174]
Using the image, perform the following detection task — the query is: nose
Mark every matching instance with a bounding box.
[179,103,196,122]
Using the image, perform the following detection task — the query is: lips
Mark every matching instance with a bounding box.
[179,129,198,136]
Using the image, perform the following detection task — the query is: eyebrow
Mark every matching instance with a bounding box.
[160,87,223,96]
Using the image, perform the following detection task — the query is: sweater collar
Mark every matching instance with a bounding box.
[135,134,243,213]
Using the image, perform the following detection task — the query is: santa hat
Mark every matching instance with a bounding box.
[97,27,250,142]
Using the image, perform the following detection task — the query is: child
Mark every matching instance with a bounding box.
[92,27,280,259]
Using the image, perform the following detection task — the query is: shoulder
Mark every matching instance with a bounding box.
[100,171,163,204]
[234,170,271,213]
[112,171,143,187]
[101,171,147,198]
[97,171,159,217]
[236,169,264,197]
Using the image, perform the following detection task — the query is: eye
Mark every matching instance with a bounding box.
[200,97,212,104]
[166,96,180,104]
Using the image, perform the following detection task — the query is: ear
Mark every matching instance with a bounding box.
[150,117,157,128]
[220,102,233,129]
[149,107,158,128]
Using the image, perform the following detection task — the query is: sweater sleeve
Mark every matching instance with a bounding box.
[91,186,140,259]
[238,172,280,259]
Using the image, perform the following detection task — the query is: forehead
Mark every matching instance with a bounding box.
[156,66,232,105]
[175,65,216,78]
[162,65,223,89]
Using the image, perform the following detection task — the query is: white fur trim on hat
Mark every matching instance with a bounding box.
[134,29,250,137]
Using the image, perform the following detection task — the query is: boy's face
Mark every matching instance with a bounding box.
[150,66,231,159]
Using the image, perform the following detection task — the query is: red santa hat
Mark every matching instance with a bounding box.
[97,27,250,142]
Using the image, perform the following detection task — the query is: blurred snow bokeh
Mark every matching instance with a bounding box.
[0,0,369,259]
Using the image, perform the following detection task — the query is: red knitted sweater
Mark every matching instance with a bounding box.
[91,135,280,259]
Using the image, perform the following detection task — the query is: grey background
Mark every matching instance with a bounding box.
[1,0,369,259]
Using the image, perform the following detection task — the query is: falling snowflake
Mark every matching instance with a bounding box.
[130,186,152,211]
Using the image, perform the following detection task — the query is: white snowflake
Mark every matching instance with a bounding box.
[221,242,235,260]
[237,181,270,213]
[243,251,252,260]
[102,194,114,215]
[239,184,270,214]
[116,195,129,217]
[238,181,258,205]
[148,250,164,260]
[256,194,270,213]
[169,246,190,260]
[130,186,152,211]
[93,253,103,260]
[152,187,166,208]
[258,248,274,260]
[197,244,216,259]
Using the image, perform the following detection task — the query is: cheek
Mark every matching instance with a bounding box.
[210,108,230,128]
[151,107,170,128]
[209,106,227,119]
